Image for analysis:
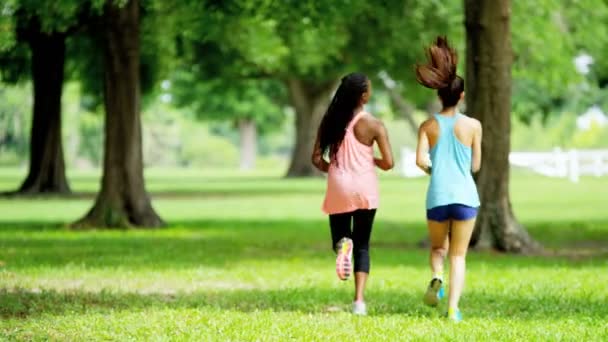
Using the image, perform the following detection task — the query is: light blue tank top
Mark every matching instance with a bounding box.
[426,113,480,209]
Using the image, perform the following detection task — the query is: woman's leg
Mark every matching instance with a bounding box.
[447,217,476,311]
[423,218,450,306]
[428,220,450,279]
[329,212,354,280]
[328,212,352,252]
[351,209,377,302]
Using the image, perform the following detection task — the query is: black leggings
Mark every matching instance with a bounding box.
[329,209,377,274]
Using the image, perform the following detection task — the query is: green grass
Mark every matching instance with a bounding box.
[1,168,607,341]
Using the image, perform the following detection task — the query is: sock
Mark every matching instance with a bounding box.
[433,272,444,282]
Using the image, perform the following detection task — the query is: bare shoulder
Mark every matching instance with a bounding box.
[358,112,385,131]
[418,117,435,133]
[472,118,482,132]
[461,114,482,130]
[359,112,380,124]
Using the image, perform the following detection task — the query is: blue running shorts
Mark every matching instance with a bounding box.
[426,204,478,221]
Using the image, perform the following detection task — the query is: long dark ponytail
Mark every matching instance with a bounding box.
[415,36,464,107]
[317,72,369,163]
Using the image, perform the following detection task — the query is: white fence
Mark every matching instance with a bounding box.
[400,147,608,182]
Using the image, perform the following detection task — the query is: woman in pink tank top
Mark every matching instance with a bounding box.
[312,72,394,315]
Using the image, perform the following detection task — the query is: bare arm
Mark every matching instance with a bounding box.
[471,120,482,173]
[373,121,394,171]
[311,135,329,173]
[416,122,432,175]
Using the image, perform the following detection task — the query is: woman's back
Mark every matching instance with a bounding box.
[323,112,378,214]
[424,113,480,209]
[425,113,477,148]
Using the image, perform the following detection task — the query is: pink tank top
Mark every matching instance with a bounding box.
[322,112,379,214]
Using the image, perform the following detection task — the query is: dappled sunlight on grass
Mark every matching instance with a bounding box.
[1,170,607,340]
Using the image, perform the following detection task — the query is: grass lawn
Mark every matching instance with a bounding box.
[0,168,607,341]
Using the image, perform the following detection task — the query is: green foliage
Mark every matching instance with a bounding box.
[512,0,582,95]
[172,70,286,133]
[571,123,608,148]
[1,0,172,109]
[359,0,463,107]
[140,102,241,167]
[178,125,239,168]
[0,172,607,340]
[562,0,608,84]
[64,32,103,110]
[510,0,608,122]
[0,0,17,51]
[14,0,105,33]
[0,42,28,83]
[164,3,292,131]
[65,0,176,110]
[512,111,608,150]
[76,110,103,166]
[0,83,29,163]
[173,0,461,114]
[0,0,107,83]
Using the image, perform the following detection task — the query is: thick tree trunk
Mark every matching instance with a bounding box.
[18,32,70,194]
[239,118,257,171]
[465,0,539,252]
[74,0,163,228]
[285,79,337,177]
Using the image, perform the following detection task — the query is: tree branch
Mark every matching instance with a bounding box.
[378,71,418,135]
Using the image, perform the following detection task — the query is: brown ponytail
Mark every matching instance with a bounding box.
[415,36,464,107]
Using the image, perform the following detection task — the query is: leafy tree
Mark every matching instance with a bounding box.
[0,0,168,225]
[562,0,608,86]
[171,70,286,170]
[0,0,103,193]
[173,0,456,176]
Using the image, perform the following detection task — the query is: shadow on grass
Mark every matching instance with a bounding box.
[1,287,606,321]
[0,175,330,199]
[0,190,322,200]
[0,219,413,269]
[1,219,607,271]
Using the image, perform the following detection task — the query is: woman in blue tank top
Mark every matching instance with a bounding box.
[414,36,482,322]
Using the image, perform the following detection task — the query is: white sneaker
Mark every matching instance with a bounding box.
[352,301,367,315]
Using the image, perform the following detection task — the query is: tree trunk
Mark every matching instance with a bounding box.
[74,0,163,228]
[239,118,257,171]
[465,0,539,252]
[285,78,337,177]
[18,32,70,194]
